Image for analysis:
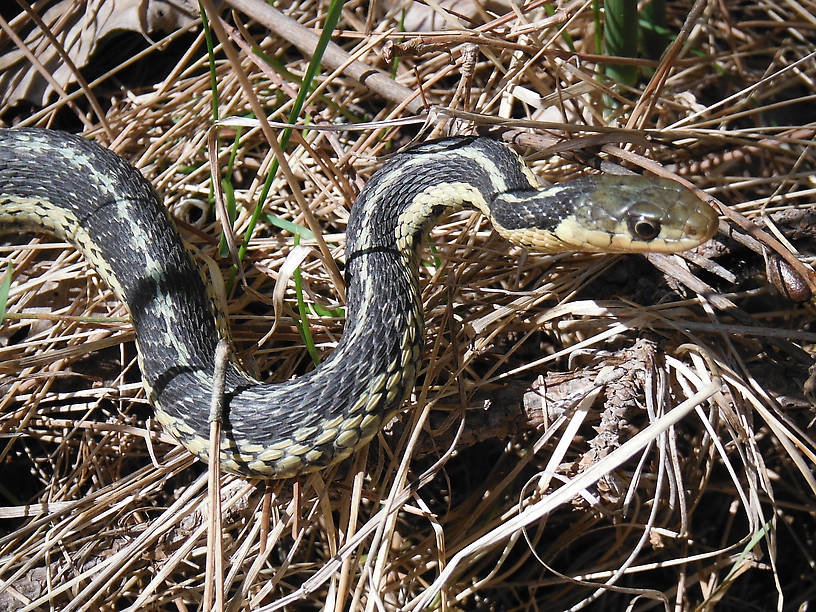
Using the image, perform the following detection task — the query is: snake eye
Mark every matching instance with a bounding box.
[628,216,661,242]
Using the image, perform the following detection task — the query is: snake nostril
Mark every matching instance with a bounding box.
[628,216,661,241]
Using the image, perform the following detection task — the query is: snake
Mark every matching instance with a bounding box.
[0,128,718,479]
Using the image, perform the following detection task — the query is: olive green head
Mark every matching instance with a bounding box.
[490,175,719,255]
[551,176,718,254]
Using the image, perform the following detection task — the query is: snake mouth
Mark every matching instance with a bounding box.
[548,214,717,254]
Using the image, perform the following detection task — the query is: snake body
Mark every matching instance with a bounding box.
[0,129,717,478]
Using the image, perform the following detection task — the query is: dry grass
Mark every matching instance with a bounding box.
[1,0,816,610]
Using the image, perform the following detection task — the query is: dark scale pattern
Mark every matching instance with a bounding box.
[0,130,222,395]
[0,129,717,478]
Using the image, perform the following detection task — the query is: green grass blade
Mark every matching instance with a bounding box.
[545,3,575,52]
[262,214,315,241]
[603,0,639,87]
[229,0,348,291]
[292,235,321,366]
[641,0,668,60]
[199,1,220,122]
[0,263,12,325]
[592,0,603,54]
[241,0,348,247]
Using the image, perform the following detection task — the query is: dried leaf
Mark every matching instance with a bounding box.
[0,0,198,108]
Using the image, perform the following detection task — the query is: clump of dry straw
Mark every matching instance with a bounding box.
[1,0,815,609]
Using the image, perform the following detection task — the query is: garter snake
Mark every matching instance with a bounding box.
[0,129,717,478]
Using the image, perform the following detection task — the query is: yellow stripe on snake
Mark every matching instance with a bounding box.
[0,129,717,478]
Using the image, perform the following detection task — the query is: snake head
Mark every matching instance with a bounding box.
[494,175,719,254]
[563,175,718,253]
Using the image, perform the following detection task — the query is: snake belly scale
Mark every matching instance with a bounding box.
[0,129,717,478]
